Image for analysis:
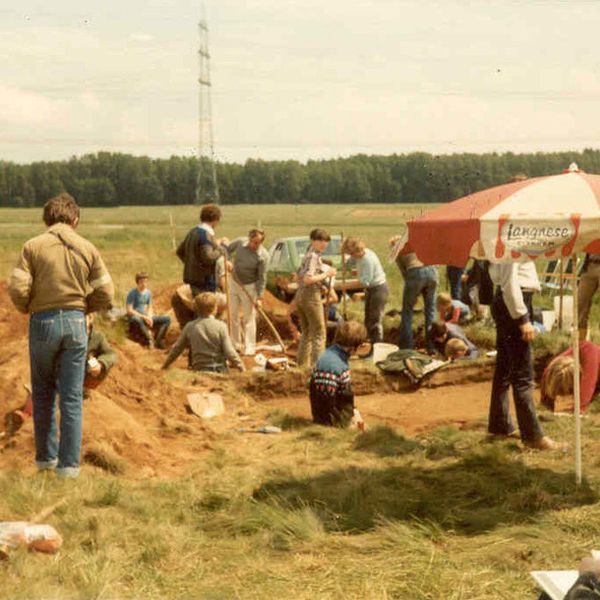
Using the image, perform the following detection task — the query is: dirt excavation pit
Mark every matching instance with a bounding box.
[0,281,502,478]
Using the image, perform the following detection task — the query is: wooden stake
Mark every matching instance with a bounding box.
[169,212,176,251]
[340,231,348,319]
[30,498,68,524]
[222,254,232,337]
[558,257,565,329]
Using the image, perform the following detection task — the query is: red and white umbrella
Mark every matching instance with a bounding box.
[394,164,597,484]
[397,164,600,267]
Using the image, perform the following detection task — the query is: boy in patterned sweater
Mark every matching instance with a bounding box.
[309,321,367,427]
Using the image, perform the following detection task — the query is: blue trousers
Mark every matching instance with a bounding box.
[29,309,87,477]
[399,266,438,352]
[129,314,171,345]
[446,265,465,300]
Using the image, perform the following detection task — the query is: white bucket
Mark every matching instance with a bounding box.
[372,342,399,363]
[541,310,556,332]
[553,295,573,331]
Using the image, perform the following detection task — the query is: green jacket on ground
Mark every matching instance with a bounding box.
[88,329,118,378]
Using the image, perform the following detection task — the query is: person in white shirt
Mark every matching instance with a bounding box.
[343,237,388,347]
[488,262,566,450]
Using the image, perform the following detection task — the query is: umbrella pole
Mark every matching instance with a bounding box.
[572,253,582,485]
[558,257,565,330]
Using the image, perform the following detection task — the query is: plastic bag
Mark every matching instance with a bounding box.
[0,521,62,557]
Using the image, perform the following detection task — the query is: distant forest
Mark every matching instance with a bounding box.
[1,148,600,207]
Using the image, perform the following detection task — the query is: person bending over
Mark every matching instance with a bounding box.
[436,292,470,325]
[162,292,244,374]
[540,341,600,413]
[126,272,171,349]
[430,320,479,359]
[309,321,367,427]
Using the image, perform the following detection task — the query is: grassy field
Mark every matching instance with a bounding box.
[2,204,600,599]
[0,204,427,307]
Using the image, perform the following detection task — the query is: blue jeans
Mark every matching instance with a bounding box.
[399,266,438,352]
[29,309,88,477]
[129,315,171,345]
[446,266,464,300]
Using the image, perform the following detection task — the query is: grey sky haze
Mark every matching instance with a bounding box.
[1,0,599,163]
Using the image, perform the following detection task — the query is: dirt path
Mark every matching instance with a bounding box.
[262,381,493,435]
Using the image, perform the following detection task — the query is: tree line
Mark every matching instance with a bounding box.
[1,148,599,207]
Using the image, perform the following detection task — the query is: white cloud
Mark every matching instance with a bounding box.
[129,32,153,42]
[0,85,67,126]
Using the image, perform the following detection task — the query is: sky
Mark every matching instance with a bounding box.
[2,0,600,164]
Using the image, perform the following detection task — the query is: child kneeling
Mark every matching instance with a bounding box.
[309,321,366,427]
[162,292,244,373]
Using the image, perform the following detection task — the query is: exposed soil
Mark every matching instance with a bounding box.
[264,382,492,436]
[0,281,508,479]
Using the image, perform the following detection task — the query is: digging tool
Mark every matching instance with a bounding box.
[323,271,334,324]
[30,498,68,524]
[340,231,348,319]
[221,252,233,337]
[232,273,287,353]
[168,212,176,251]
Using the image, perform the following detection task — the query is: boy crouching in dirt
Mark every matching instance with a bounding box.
[162,292,245,374]
[309,321,366,427]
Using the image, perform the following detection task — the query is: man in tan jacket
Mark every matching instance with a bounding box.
[8,193,114,478]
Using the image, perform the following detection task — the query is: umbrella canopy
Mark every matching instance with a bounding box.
[398,167,600,267]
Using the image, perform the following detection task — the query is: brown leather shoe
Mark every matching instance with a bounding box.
[524,436,568,451]
[486,431,520,441]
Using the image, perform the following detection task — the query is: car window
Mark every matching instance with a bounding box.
[270,243,284,269]
[295,238,340,261]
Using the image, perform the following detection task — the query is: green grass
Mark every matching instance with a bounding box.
[0,416,598,599]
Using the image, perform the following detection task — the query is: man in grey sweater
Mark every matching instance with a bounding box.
[227,229,269,356]
[162,292,244,373]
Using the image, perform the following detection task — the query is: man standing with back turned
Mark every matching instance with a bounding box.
[176,204,229,298]
[488,262,565,450]
[8,193,114,478]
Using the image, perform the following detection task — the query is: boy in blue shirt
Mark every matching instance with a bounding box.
[126,272,171,349]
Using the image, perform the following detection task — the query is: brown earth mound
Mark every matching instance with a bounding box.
[0,283,255,477]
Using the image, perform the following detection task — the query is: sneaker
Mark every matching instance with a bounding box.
[524,436,568,451]
[147,339,155,350]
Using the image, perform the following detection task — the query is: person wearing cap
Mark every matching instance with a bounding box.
[488,262,566,450]
[295,228,337,368]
